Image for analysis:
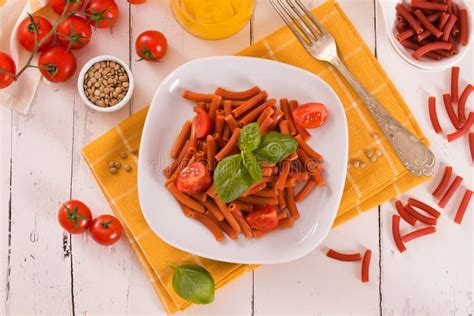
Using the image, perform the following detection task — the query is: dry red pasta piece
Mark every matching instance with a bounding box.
[405,204,437,225]
[278,120,290,135]
[223,100,232,116]
[396,4,424,34]
[432,165,453,198]
[275,160,291,190]
[295,179,316,202]
[416,30,431,42]
[277,189,287,209]
[447,112,474,142]
[395,200,417,226]
[428,96,442,134]
[397,29,416,42]
[171,120,192,158]
[401,226,437,243]
[361,249,372,283]
[438,12,450,30]
[442,15,457,41]
[439,175,463,208]
[253,188,277,198]
[280,98,298,135]
[214,86,261,100]
[207,211,238,240]
[259,116,273,134]
[454,189,473,224]
[239,99,276,126]
[326,249,362,262]
[412,41,452,59]
[414,9,443,38]
[286,186,299,219]
[426,12,442,22]
[231,91,268,117]
[458,84,473,123]
[178,202,193,217]
[224,114,239,132]
[215,128,240,161]
[470,133,474,163]
[392,215,406,253]
[269,108,285,131]
[442,93,461,129]
[166,182,205,213]
[407,198,441,218]
[242,182,267,197]
[228,203,253,238]
[238,195,278,206]
[459,9,468,45]
[190,211,225,241]
[256,107,275,125]
[206,135,216,170]
[202,199,224,221]
[183,90,213,102]
[451,67,460,104]
[295,134,323,162]
[400,40,442,60]
[215,196,241,233]
[206,184,217,198]
[412,1,448,12]
[232,200,253,212]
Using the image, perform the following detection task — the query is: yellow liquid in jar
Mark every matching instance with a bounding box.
[170,0,254,40]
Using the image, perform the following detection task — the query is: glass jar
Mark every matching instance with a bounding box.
[170,0,254,40]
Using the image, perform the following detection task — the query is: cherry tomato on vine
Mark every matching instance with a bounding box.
[0,52,16,89]
[127,0,147,4]
[57,15,93,50]
[17,15,53,52]
[176,162,212,194]
[58,200,92,234]
[292,102,328,129]
[86,0,120,29]
[135,30,168,62]
[38,45,77,83]
[90,214,123,246]
[246,206,279,232]
[49,0,84,15]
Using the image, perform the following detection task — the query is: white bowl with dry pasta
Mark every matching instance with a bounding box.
[78,55,134,112]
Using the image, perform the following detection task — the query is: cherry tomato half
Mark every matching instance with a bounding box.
[57,15,93,50]
[17,15,53,52]
[128,0,147,4]
[86,0,119,29]
[0,52,16,89]
[90,214,123,246]
[292,102,328,129]
[38,45,77,83]
[176,162,212,194]
[192,108,211,139]
[58,200,92,234]
[49,0,84,15]
[135,30,168,62]
[246,206,279,232]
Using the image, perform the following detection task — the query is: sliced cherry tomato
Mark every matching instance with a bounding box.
[135,30,168,62]
[0,52,16,89]
[86,0,119,29]
[49,0,84,15]
[38,45,77,83]
[17,15,53,52]
[246,206,279,232]
[292,102,328,129]
[57,15,93,50]
[58,200,92,234]
[176,162,212,194]
[90,214,123,246]
[128,0,147,4]
[192,108,211,139]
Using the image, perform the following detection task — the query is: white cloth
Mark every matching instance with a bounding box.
[0,0,49,114]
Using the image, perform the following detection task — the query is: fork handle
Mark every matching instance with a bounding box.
[330,56,435,176]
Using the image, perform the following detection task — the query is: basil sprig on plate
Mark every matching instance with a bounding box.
[172,264,215,304]
[213,122,297,203]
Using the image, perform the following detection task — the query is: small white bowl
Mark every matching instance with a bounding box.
[378,0,473,72]
[77,55,134,112]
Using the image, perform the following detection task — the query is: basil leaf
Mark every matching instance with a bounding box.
[241,150,262,182]
[213,154,253,203]
[254,131,298,164]
[172,264,215,304]
[238,122,261,152]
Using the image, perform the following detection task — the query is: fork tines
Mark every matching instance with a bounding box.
[269,0,328,46]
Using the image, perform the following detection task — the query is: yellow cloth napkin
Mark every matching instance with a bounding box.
[82,0,430,313]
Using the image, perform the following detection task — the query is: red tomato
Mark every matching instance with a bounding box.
[292,103,328,129]
[58,200,92,234]
[57,15,93,50]
[0,52,16,89]
[49,0,84,15]
[38,45,77,83]
[135,30,168,62]
[90,214,123,246]
[246,206,279,231]
[128,0,147,4]
[17,16,53,52]
[86,0,119,29]
[192,108,211,139]
[176,162,212,194]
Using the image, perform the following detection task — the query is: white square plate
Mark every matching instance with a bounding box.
[138,56,348,264]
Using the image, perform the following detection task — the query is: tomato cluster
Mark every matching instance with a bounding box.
[0,0,168,90]
[58,199,123,246]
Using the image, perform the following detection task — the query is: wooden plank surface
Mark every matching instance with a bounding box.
[0,0,472,314]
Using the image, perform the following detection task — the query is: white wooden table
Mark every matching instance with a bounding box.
[1,0,472,314]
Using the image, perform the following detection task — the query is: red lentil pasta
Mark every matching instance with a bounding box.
[163,86,327,241]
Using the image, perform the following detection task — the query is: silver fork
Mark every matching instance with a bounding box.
[270,0,435,176]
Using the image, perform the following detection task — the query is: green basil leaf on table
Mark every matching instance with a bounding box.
[172,264,215,304]
[254,131,298,163]
[238,122,261,152]
[213,154,253,203]
[241,150,262,182]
